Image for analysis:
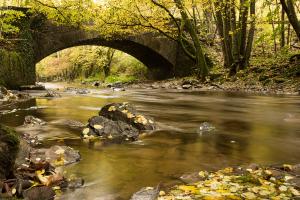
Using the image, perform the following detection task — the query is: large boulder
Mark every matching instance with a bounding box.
[0,124,20,179]
[83,116,139,141]
[82,103,157,142]
[99,103,156,131]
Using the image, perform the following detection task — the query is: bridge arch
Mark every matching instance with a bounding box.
[33,22,180,79]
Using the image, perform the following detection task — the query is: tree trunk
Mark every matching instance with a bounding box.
[280,5,285,47]
[174,0,209,79]
[244,0,256,68]
[280,0,300,40]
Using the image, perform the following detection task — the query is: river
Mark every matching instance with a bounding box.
[1,82,300,199]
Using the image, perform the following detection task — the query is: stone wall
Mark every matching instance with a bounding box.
[0,10,36,89]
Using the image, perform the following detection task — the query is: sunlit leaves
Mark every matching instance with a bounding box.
[0,10,25,38]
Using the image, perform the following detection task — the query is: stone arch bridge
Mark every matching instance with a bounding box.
[1,7,194,87]
[33,21,193,80]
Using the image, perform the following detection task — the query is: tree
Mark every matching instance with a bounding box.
[97,0,210,79]
[280,0,300,40]
[213,0,256,75]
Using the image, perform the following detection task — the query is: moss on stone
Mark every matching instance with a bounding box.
[0,9,36,89]
[0,124,20,179]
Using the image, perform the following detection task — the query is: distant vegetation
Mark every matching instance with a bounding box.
[36,46,148,83]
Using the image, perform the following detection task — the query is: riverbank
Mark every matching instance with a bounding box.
[126,76,299,95]
[132,163,300,200]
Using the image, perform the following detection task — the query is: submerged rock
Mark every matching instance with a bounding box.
[24,116,46,126]
[30,145,80,167]
[76,88,90,94]
[112,87,126,92]
[44,90,61,98]
[130,186,159,200]
[197,122,216,134]
[0,124,19,179]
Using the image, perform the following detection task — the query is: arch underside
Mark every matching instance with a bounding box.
[34,38,175,80]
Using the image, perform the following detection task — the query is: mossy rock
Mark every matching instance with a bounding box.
[0,124,20,179]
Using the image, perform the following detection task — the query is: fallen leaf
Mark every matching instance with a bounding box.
[127,112,134,118]
[108,106,116,112]
[55,148,65,155]
[242,192,256,199]
[82,128,90,135]
[94,124,103,129]
[279,185,287,192]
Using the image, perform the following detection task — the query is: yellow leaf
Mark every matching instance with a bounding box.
[55,148,65,155]
[12,188,16,195]
[290,187,300,196]
[108,106,116,112]
[242,192,256,199]
[94,124,103,129]
[178,185,199,194]
[199,171,207,178]
[279,185,287,192]
[283,164,292,170]
[127,112,134,118]
[82,128,90,135]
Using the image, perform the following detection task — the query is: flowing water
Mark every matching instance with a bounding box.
[1,83,300,199]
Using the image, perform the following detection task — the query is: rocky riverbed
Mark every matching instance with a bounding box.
[0,83,299,199]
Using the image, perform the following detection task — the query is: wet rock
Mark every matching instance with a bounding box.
[288,177,300,189]
[182,79,199,86]
[20,85,46,91]
[83,116,139,141]
[99,103,156,131]
[246,163,260,171]
[197,122,216,134]
[93,81,101,87]
[107,81,123,88]
[180,172,205,184]
[44,90,61,98]
[0,124,19,179]
[66,177,84,189]
[51,119,85,130]
[23,186,55,200]
[76,88,89,94]
[30,145,80,166]
[130,186,159,200]
[151,84,160,89]
[16,136,33,166]
[24,116,46,126]
[113,87,125,92]
[182,84,192,89]
[0,86,9,96]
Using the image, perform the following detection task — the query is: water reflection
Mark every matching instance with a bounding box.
[0,86,300,199]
